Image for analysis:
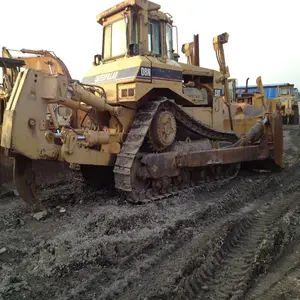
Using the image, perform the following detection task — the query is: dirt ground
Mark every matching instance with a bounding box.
[1,125,300,300]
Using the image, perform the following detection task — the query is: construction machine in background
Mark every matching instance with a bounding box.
[0,55,25,185]
[0,0,283,211]
[226,76,279,120]
[231,77,266,110]
[236,81,299,125]
[0,47,76,127]
[271,83,299,125]
[0,47,76,187]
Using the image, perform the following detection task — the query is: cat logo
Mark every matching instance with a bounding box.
[95,71,119,83]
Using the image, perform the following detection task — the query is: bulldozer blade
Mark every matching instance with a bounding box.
[13,154,44,212]
[272,112,284,168]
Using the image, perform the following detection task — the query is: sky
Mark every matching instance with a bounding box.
[1,0,299,88]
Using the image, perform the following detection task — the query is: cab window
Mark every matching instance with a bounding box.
[103,19,127,59]
[166,24,173,59]
[148,19,161,56]
[280,87,290,95]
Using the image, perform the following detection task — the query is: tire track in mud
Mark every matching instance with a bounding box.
[0,171,282,300]
[245,237,300,300]
[116,209,255,300]
[180,179,300,300]
[1,126,300,300]
[81,174,294,300]
[117,173,300,300]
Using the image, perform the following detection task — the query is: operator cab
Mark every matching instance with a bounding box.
[90,0,224,109]
[279,84,294,97]
[95,0,178,64]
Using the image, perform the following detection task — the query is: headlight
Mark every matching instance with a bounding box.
[118,83,135,100]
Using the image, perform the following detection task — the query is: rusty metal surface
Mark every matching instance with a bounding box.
[140,116,277,178]
[97,0,133,24]
[141,144,271,176]
[238,121,265,145]
[194,34,200,67]
[141,152,178,179]
[177,145,270,168]
[271,112,284,167]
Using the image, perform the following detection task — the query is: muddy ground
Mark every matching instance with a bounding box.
[1,125,300,300]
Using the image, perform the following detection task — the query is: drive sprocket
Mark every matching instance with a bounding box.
[147,109,177,152]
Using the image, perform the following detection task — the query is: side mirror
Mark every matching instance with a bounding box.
[93,54,102,66]
[128,43,139,56]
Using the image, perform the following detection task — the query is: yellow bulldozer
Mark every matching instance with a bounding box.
[235,80,299,125]
[226,76,281,120]
[0,0,283,211]
[271,83,299,125]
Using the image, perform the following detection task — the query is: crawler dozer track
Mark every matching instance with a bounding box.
[114,97,275,204]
